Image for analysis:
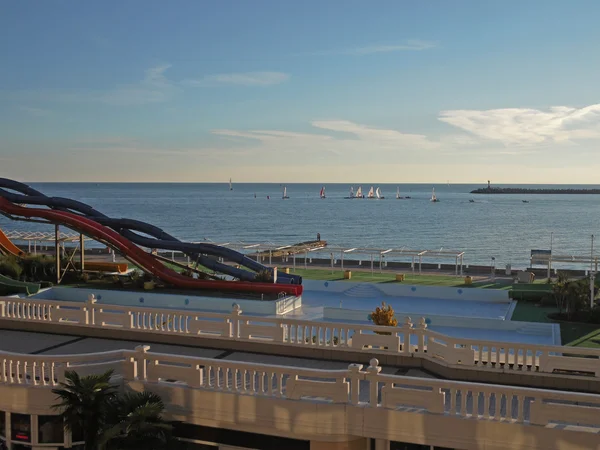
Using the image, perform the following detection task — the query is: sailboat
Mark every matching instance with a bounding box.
[229,178,233,191]
[367,186,375,199]
[375,187,384,199]
[345,186,355,199]
[282,186,289,199]
[430,187,440,202]
[319,186,326,199]
[355,186,364,199]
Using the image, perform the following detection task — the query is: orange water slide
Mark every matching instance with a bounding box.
[0,228,24,257]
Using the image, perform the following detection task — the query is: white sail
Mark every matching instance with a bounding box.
[283,186,288,198]
[396,186,400,199]
[431,187,437,202]
[376,187,381,199]
[320,186,326,198]
[356,186,362,198]
[350,186,354,198]
[229,178,233,190]
[367,186,375,198]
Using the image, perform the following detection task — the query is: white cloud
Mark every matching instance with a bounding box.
[306,40,437,56]
[182,71,290,87]
[211,120,442,163]
[439,104,600,145]
[19,106,51,117]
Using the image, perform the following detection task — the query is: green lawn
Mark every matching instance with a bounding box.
[567,328,600,348]
[511,301,600,345]
[290,268,511,289]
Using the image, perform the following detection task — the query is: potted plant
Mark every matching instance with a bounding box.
[142,272,155,290]
[369,302,398,335]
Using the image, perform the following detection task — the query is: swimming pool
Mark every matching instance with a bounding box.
[301,280,515,320]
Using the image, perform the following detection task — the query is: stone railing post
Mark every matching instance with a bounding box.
[347,363,363,405]
[230,303,242,339]
[0,300,5,318]
[366,358,382,407]
[134,345,150,381]
[86,294,97,325]
[401,316,413,354]
[417,317,428,353]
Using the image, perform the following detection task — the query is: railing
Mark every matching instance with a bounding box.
[1,345,600,433]
[2,295,600,379]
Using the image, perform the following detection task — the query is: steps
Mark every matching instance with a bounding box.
[343,284,387,298]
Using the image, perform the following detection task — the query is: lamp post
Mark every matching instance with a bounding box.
[491,256,496,282]
[591,235,595,309]
[548,232,553,280]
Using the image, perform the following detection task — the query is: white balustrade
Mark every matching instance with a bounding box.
[2,347,600,433]
[3,295,600,379]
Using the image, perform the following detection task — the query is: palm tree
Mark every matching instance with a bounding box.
[100,391,173,450]
[52,369,118,450]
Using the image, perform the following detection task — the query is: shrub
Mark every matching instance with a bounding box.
[0,257,23,279]
[254,270,272,282]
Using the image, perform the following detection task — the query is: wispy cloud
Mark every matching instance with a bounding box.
[305,40,437,56]
[211,119,443,163]
[19,106,51,117]
[439,104,600,145]
[3,64,178,106]
[182,71,290,87]
[4,66,288,106]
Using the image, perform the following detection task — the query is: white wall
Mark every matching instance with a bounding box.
[30,287,300,315]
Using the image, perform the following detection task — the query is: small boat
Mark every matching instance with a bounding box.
[319,186,326,199]
[282,186,289,199]
[431,188,440,202]
[469,199,475,203]
[396,186,406,199]
[229,178,233,191]
[355,186,365,199]
[375,187,384,199]
[367,186,375,199]
[522,200,529,203]
[344,186,355,199]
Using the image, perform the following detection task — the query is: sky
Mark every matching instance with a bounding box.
[1,0,600,183]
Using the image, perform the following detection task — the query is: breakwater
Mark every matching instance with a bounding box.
[470,187,600,194]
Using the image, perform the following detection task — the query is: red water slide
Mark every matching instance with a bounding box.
[0,198,302,296]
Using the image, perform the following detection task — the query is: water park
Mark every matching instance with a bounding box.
[1,177,599,351]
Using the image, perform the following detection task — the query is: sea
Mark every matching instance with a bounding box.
[2,182,600,269]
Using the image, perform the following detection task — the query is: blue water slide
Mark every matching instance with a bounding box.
[0,179,301,284]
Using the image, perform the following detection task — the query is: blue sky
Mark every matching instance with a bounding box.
[1,0,600,182]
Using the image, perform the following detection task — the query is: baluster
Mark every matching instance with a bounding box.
[260,371,266,393]
[483,391,490,419]
[250,370,257,393]
[490,393,499,420]
[449,388,457,415]
[40,361,46,386]
[268,372,274,395]
[277,373,284,397]
[241,369,247,392]
[516,395,524,422]
[485,346,491,366]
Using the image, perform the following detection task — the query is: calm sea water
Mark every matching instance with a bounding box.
[2,182,600,268]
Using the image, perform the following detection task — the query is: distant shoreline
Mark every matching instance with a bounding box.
[471,187,600,194]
